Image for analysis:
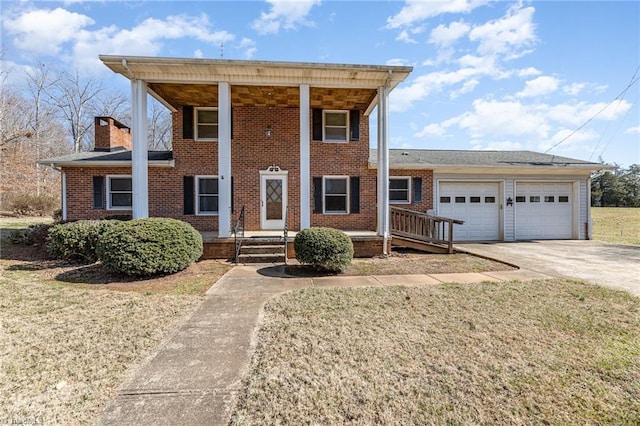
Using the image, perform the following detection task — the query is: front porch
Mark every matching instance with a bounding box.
[200,230,388,261]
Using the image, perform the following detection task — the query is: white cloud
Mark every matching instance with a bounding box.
[3,7,94,55]
[546,100,632,126]
[450,78,479,98]
[5,8,236,74]
[194,49,204,58]
[457,98,551,139]
[518,67,541,77]
[516,76,560,98]
[538,128,600,153]
[625,126,640,134]
[563,82,586,96]
[396,29,417,44]
[239,38,257,59]
[415,123,448,138]
[252,0,320,35]
[386,0,489,29]
[468,3,537,58]
[386,58,410,66]
[429,20,470,47]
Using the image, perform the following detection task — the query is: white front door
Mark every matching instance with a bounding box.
[260,173,287,230]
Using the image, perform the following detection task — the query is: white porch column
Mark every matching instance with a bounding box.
[299,84,311,230]
[377,85,390,250]
[218,81,232,237]
[131,79,149,219]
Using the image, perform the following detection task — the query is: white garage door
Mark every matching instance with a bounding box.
[515,182,573,239]
[438,182,500,241]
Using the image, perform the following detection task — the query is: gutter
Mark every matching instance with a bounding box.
[37,160,176,168]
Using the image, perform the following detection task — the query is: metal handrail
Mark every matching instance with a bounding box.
[390,206,464,254]
[233,206,245,264]
[283,205,289,264]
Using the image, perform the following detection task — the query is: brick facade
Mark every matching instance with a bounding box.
[63,99,434,232]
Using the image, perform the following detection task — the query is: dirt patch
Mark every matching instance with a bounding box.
[232,280,640,425]
[285,249,516,277]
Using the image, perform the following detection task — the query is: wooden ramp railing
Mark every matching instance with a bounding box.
[390,207,464,254]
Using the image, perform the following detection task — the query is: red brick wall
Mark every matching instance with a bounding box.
[64,105,434,232]
[94,117,132,151]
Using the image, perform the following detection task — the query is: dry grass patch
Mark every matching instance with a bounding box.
[286,249,515,277]
[0,220,233,424]
[232,280,640,425]
[592,207,640,245]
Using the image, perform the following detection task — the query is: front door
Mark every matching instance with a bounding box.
[260,171,287,230]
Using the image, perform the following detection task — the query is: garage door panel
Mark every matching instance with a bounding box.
[438,182,500,241]
[515,182,573,240]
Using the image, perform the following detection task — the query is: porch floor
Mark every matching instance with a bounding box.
[200,230,379,243]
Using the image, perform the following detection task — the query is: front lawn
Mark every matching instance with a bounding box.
[592,207,640,245]
[232,280,640,424]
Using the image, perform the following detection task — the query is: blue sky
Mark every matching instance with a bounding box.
[3,0,639,167]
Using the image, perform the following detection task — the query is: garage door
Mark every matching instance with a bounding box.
[438,182,500,241]
[515,182,573,239]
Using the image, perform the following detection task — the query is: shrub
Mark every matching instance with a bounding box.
[294,227,354,272]
[47,220,119,263]
[96,218,203,277]
[8,223,54,245]
[8,193,59,216]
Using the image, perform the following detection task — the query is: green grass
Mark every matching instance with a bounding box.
[232,280,640,425]
[592,207,640,244]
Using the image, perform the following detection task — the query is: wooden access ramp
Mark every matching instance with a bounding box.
[390,207,464,254]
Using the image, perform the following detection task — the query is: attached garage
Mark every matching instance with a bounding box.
[373,149,612,242]
[438,182,501,241]
[515,182,574,240]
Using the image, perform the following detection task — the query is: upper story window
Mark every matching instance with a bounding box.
[195,107,218,140]
[323,110,349,143]
[196,176,219,215]
[389,177,411,204]
[107,175,132,210]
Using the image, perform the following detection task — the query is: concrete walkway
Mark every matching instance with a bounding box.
[101,265,549,426]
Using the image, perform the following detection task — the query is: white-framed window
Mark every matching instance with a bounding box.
[323,176,349,214]
[196,176,219,215]
[195,107,218,141]
[323,110,349,143]
[389,177,411,204]
[107,175,132,210]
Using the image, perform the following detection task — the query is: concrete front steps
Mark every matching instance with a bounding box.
[237,237,288,264]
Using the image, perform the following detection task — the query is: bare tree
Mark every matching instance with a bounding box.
[148,99,172,150]
[46,69,104,153]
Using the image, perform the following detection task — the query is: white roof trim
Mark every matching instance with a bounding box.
[368,163,610,174]
[39,160,175,168]
[100,55,412,91]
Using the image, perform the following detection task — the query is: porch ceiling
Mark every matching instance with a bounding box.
[148,83,377,110]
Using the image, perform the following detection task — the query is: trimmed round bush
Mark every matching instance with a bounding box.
[96,218,203,276]
[47,220,119,263]
[294,227,354,272]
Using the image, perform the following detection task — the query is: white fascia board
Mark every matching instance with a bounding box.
[38,160,175,168]
[369,163,604,175]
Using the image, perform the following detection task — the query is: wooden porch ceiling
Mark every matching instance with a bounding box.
[148,83,378,110]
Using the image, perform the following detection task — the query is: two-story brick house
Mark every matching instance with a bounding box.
[40,55,608,258]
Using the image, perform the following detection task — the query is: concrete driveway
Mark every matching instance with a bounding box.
[460,240,640,297]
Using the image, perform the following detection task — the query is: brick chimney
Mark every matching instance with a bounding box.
[94,117,132,151]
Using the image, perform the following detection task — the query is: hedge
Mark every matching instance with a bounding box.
[47,220,119,263]
[294,227,354,272]
[96,218,203,276]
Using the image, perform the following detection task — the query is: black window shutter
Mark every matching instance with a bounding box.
[92,176,104,209]
[350,110,360,141]
[413,177,423,203]
[312,109,323,141]
[313,177,323,213]
[183,106,194,139]
[350,176,360,213]
[230,176,234,214]
[183,176,194,215]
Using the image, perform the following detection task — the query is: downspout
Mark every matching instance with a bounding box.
[47,163,66,221]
